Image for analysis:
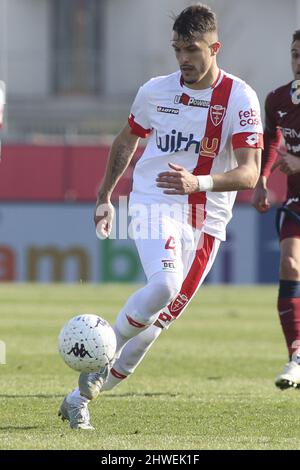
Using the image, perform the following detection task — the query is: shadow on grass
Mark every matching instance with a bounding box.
[0,426,39,430]
[0,392,180,399]
[105,392,179,398]
[0,394,65,399]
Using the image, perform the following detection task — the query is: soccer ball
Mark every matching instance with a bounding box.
[58,314,116,372]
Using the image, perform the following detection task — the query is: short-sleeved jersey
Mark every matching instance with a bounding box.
[128,70,263,240]
[261,81,300,199]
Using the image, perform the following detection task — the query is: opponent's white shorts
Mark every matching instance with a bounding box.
[131,211,221,328]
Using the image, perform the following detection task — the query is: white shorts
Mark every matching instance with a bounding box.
[131,212,221,328]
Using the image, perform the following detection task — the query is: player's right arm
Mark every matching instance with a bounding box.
[95,123,140,238]
[252,91,282,213]
[95,83,152,238]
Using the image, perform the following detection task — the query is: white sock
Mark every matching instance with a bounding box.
[101,368,127,391]
[113,271,180,355]
[67,387,89,404]
[102,324,162,391]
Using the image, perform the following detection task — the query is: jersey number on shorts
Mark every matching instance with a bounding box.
[165,236,176,256]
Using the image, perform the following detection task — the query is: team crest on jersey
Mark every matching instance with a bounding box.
[210,104,226,126]
[169,293,189,313]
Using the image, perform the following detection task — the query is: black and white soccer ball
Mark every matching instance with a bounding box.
[58,314,116,372]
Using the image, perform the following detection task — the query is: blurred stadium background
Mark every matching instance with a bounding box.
[0,0,299,284]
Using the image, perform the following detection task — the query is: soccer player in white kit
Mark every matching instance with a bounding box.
[59,4,263,429]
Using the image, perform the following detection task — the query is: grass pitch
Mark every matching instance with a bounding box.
[0,283,300,450]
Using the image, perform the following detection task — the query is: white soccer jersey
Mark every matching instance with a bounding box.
[128,69,263,241]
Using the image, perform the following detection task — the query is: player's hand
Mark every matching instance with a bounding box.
[251,177,270,213]
[275,149,300,176]
[94,198,115,239]
[156,163,199,195]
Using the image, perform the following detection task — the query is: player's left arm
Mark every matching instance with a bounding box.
[275,148,300,175]
[156,147,261,195]
[209,147,261,191]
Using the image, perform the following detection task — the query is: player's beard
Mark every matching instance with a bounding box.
[181,65,207,85]
[183,71,204,85]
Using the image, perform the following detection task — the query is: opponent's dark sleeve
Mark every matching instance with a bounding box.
[261,92,282,178]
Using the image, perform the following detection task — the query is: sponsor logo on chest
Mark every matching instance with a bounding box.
[174,93,210,108]
[157,106,179,114]
[282,127,300,139]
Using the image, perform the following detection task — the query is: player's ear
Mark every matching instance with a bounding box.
[210,42,221,56]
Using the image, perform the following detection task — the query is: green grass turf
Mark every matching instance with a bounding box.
[0,283,299,450]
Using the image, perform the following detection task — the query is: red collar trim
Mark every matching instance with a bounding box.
[210,69,221,88]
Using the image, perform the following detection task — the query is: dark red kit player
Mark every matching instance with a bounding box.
[252,30,300,389]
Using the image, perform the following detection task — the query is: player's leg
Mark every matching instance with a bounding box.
[102,230,221,392]
[59,216,183,426]
[275,217,300,389]
[112,269,182,357]
[157,230,220,329]
[58,393,94,430]
[101,323,163,391]
[60,268,182,425]
[78,216,184,400]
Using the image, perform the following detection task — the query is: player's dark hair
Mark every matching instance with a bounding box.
[173,4,217,40]
[292,29,300,43]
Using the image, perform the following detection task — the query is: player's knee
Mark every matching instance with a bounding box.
[129,272,182,325]
[153,283,180,310]
[280,255,300,279]
[148,273,182,313]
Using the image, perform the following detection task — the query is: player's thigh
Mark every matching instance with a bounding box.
[157,231,221,329]
[182,228,220,279]
[134,216,184,281]
[280,237,300,280]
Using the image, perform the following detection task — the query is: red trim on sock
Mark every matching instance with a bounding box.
[111,368,127,380]
[126,314,146,328]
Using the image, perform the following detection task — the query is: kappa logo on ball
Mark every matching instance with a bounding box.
[170,293,189,313]
[210,105,226,126]
[67,342,92,358]
[59,314,117,372]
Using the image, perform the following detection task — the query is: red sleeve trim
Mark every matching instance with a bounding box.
[128,114,151,138]
[232,132,264,150]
